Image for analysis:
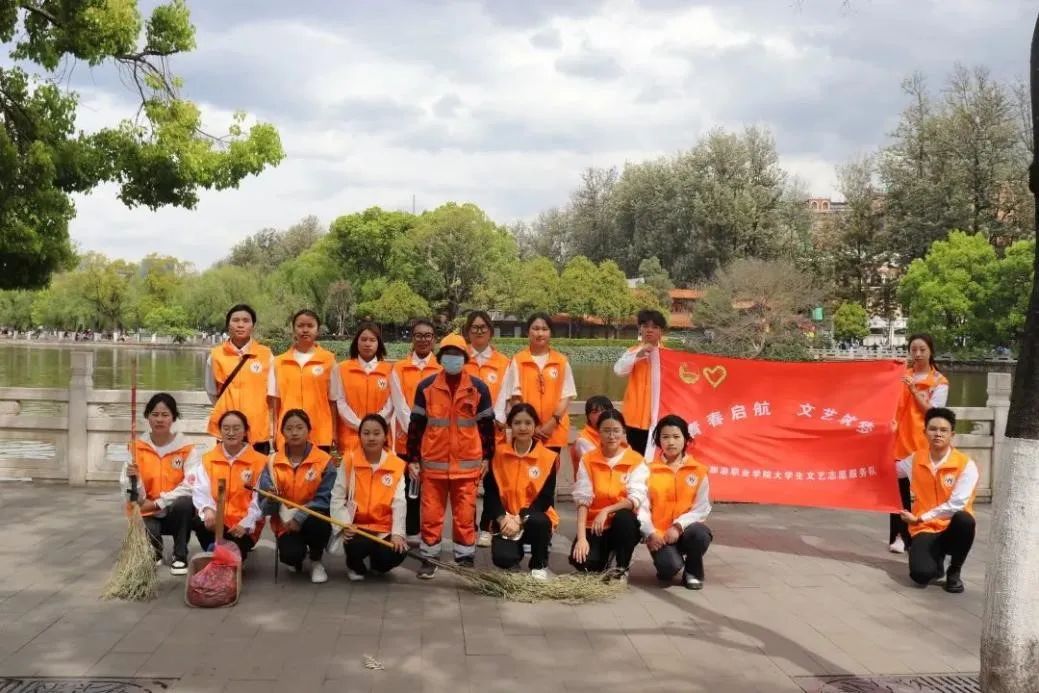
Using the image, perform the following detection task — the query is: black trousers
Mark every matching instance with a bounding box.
[192,518,256,560]
[142,496,194,562]
[651,523,713,580]
[888,476,913,545]
[491,511,553,570]
[345,535,408,573]
[625,427,649,456]
[569,508,641,571]
[276,514,332,568]
[908,511,976,585]
[252,441,271,455]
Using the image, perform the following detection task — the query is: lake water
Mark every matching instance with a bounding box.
[0,343,990,406]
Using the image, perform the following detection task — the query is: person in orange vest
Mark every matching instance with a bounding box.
[896,407,978,593]
[464,310,511,548]
[268,309,338,452]
[570,410,644,581]
[389,318,442,545]
[205,304,275,455]
[483,403,559,580]
[334,322,394,453]
[570,395,616,478]
[120,393,199,576]
[627,414,713,590]
[330,414,409,580]
[613,309,667,455]
[407,333,496,579]
[500,313,576,456]
[889,333,949,554]
[190,410,267,561]
[257,409,336,583]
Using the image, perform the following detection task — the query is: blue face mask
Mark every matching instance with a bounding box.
[441,354,465,375]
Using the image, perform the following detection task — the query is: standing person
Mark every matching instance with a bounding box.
[570,410,643,580]
[191,411,267,561]
[484,404,559,580]
[257,410,336,584]
[407,334,496,579]
[334,322,393,454]
[628,414,713,590]
[501,313,576,456]
[889,333,949,554]
[269,309,338,453]
[205,304,275,454]
[896,408,978,593]
[389,318,442,545]
[464,310,511,548]
[120,393,199,576]
[613,309,667,455]
[330,414,409,580]
[570,395,616,477]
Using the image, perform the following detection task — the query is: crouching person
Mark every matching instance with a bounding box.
[330,414,409,581]
[897,407,978,593]
[258,409,336,584]
[485,404,559,580]
[628,415,713,590]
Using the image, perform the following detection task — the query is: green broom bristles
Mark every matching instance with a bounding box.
[101,508,159,602]
[455,567,628,603]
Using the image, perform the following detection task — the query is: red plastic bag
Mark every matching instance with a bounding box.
[187,541,241,607]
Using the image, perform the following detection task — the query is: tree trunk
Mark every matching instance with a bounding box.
[979,12,1039,692]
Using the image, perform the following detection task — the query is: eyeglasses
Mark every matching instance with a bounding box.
[469,325,489,334]
[413,333,435,341]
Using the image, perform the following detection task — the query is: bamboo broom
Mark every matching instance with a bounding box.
[246,484,627,604]
[102,357,159,601]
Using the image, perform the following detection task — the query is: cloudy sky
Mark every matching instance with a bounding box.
[58,0,1033,269]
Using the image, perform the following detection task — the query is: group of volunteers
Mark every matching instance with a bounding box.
[119,302,980,595]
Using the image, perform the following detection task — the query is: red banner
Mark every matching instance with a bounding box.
[653,350,904,512]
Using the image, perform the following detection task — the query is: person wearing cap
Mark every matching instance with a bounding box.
[407,333,496,579]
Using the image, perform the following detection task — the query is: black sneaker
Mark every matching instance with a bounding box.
[944,567,964,593]
[169,559,188,576]
[455,556,475,569]
[683,572,704,590]
[416,561,438,580]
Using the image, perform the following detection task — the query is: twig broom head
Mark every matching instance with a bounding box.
[454,566,628,604]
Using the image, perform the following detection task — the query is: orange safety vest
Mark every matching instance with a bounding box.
[579,447,644,528]
[909,448,976,536]
[466,347,510,445]
[645,455,709,535]
[391,354,441,456]
[272,346,338,448]
[512,348,571,448]
[335,359,394,453]
[200,446,267,529]
[417,371,486,480]
[341,447,407,534]
[132,438,197,517]
[268,446,334,537]
[207,340,274,442]
[894,367,949,459]
[491,443,559,528]
[620,345,652,430]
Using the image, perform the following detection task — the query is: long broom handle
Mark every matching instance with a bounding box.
[128,356,139,504]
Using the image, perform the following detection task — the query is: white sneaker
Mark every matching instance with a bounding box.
[154,558,163,568]
[476,531,492,548]
[346,567,366,582]
[310,561,328,584]
[889,536,905,554]
[169,559,188,576]
[530,568,549,581]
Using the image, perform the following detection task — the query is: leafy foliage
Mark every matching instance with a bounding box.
[832,302,870,343]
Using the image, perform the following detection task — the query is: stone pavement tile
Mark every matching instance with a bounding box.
[85,651,151,676]
[223,679,282,693]
[463,623,510,656]
[166,676,224,693]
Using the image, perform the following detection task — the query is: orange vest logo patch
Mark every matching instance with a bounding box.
[546,366,559,380]
[241,469,253,484]
[486,372,498,383]
[381,472,394,487]
[377,378,387,390]
[685,473,698,487]
[311,365,325,376]
[250,360,263,373]
[172,456,184,470]
[943,474,956,488]
[305,467,317,482]
[529,466,541,479]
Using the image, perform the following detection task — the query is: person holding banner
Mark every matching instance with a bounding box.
[570,410,643,580]
[334,322,394,454]
[889,333,949,554]
[628,414,713,590]
[613,309,667,454]
[896,407,977,594]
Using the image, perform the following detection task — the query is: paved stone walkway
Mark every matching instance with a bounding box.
[0,484,986,692]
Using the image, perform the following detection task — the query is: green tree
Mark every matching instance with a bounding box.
[75,252,137,329]
[130,252,192,326]
[355,280,430,326]
[637,257,674,307]
[594,260,635,338]
[272,242,339,313]
[559,255,600,337]
[31,271,89,328]
[0,290,36,329]
[477,256,560,317]
[325,207,415,284]
[0,0,284,289]
[325,279,354,337]
[141,304,190,339]
[984,238,1035,347]
[224,216,324,269]
[832,302,869,343]
[178,264,266,332]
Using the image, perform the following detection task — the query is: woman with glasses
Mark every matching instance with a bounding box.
[389,318,442,545]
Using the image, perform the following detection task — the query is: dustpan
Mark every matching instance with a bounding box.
[185,479,242,607]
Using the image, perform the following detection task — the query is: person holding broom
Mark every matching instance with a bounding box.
[119,393,199,576]
[191,410,267,561]
[570,410,643,581]
[483,403,559,580]
[257,409,337,584]
[330,413,409,580]
[408,333,496,579]
[627,414,713,590]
